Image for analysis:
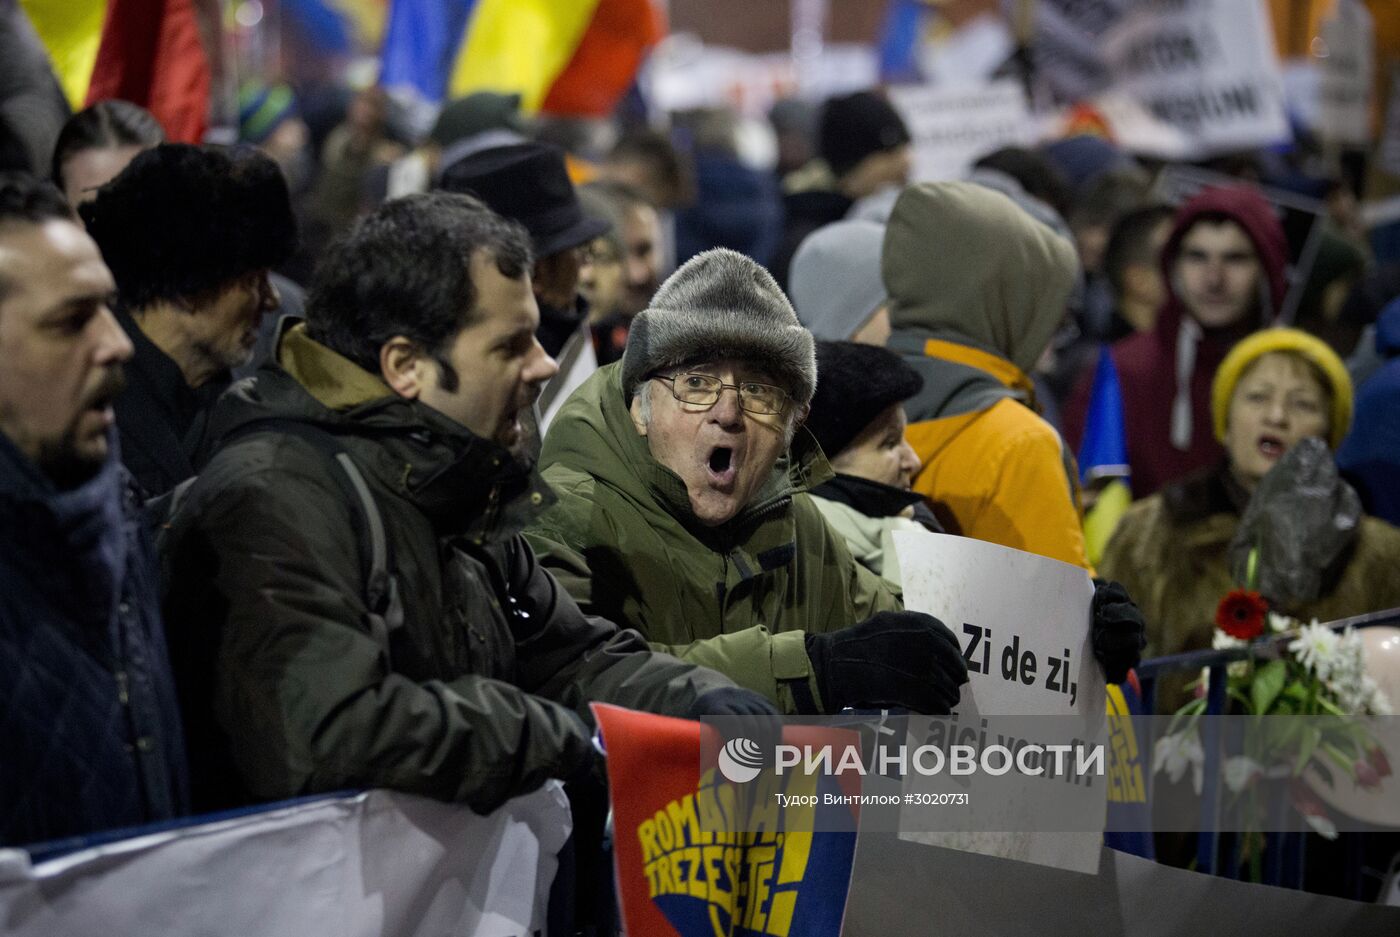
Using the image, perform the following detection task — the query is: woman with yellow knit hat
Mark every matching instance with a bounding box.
[1099,327,1400,711]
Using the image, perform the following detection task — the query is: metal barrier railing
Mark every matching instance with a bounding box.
[1134,607,1400,894]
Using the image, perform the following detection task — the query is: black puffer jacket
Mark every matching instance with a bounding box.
[0,434,187,848]
[162,324,732,812]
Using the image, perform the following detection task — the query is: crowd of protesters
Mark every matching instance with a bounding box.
[2,75,1398,916]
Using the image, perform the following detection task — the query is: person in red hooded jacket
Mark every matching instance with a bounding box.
[1066,185,1289,497]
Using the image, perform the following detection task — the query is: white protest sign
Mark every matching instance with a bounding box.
[0,787,569,936]
[895,529,1103,718]
[1318,0,1375,146]
[1098,0,1290,159]
[644,39,877,119]
[892,529,1106,874]
[889,79,1034,182]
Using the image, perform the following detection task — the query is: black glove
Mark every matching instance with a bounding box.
[688,687,783,774]
[686,686,781,719]
[1091,579,1146,684]
[805,611,968,714]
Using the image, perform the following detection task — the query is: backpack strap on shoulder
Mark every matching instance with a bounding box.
[203,417,403,666]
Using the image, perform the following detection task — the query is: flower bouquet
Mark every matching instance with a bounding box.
[1152,553,1392,876]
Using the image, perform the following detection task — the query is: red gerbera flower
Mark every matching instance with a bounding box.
[1215,589,1268,640]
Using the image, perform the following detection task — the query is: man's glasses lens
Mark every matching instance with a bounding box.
[663,373,787,415]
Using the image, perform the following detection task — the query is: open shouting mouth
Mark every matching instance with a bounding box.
[1257,434,1286,461]
[705,445,736,488]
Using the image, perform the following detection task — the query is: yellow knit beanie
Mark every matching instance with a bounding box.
[1211,328,1353,449]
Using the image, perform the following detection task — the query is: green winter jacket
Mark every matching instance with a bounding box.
[161,325,732,812]
[526,363,901,713]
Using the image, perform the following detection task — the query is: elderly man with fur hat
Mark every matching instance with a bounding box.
[526,248,968,715]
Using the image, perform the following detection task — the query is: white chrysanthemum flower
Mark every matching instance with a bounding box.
[1336,628,1365,678]
[1153,729,1204,794]
[1322,628,1370,714]
[1223,755,1263,793]
[1289,621,1341,683]
[1267,611,1294,634]
[1365,677,1394,717]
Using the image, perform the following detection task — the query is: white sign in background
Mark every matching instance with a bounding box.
[0,787,569,936]
[889,79,1035,183]
[1098,0,1290,159]
[892,529,1106,875]
[1318,0,1375,146]
[1019,0,1132,105]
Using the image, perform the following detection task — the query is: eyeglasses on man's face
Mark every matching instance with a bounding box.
[652,372,790,416]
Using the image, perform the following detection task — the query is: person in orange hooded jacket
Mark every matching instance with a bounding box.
[883,181,1090,570]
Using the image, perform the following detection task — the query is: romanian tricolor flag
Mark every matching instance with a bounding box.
[1103,673,1154,860]
[379,0,663,115]
[284,0,388,56]
[1077,345,1133,566]
[593,704,858,937]
[19,0,212,142]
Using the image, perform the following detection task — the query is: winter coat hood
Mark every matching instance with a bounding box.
[1376,296,1400,357]
[883,181,1079,373]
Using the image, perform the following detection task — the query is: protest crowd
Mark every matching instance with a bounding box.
[2,0,1400,932]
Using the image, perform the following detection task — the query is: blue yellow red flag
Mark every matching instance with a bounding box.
[1078,345,1133,563]
[379,0,661,115]
[593,704,858,937]
[20,0,211,142]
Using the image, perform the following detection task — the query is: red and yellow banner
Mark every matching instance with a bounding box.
[593,704,858,937]
[20,0,211,142]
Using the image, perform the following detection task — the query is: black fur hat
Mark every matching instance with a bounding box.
[80,143,296,310]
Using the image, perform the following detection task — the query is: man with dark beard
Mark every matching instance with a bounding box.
[0,173,187,847]
[159,192,770,817]
[438,142,608,421]
[80,143,297,496]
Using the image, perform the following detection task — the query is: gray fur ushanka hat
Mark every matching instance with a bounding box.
[620,248,817,406]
